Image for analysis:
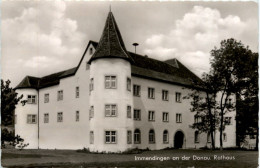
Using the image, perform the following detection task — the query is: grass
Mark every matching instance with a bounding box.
[1,148,258,168]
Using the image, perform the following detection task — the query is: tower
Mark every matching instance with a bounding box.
[88,11,134,152]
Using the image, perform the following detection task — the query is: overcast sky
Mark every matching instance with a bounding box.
[2,1,258,87]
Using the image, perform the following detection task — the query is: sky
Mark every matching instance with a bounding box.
[1,1,258,87]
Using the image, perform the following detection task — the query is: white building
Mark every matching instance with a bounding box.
[14,11,236,152]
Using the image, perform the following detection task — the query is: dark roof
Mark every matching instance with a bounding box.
[16,40,202,89]
[129,52,202,87]
[88,12,134,64]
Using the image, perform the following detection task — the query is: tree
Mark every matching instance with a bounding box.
[210,38,257,150]
[1,79,24,126]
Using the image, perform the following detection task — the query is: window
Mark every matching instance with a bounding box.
[89,106,94,119]
[134,129,141,144]
[148,88,155,99]
[57,112,63,122]
[134,109,141,120]
[89,47,93,55]
[194,115,202,123]
[105,104,117,117]
[44,94,49,103]
[15,115,17,124]
[148,111,155,121]
[27,95,37,104]
[127,78,131,91]
[127,106,131,118]
[57,90,63,101]
[195,131,199,143]
[90,131,94,144]
[176,113,182,123]
[27,114,37,124]
[76,87,79,98]
[76,111,80,122]
[224,117,232,125]
[90,78,94,92]
[162,112,169,122]
[163,130,169,143]
[176,92,181,102]
[44,113,49,123]
[207,132,211,143]
[133,85,141,96]
[162,90,169,101]
[105,131,117,144]
[228,98,232,106]
[223,133,227,142]
[149,129,155,143]
[127,130,132,144]
[105,76,117,89]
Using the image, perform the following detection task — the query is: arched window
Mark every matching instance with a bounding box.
[163,130,169,143]
[194,131,199,143]
[134,129,141,144]
[149,129,155,143]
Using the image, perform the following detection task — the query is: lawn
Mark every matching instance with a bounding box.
[1,148,258,168]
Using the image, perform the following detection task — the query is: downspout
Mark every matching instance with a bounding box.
[37,89,39,149]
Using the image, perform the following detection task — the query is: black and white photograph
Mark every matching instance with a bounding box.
[1,1,258,167]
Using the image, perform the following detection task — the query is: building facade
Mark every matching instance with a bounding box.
[15,11,236,152]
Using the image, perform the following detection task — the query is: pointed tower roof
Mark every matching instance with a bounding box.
[88,12,134,64]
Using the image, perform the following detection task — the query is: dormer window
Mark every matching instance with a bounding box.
[89,48,93,55]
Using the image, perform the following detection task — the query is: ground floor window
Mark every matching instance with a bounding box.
[127,130,132,144]
[223,133,227,142]
[105,131,117,144]
[149,129,155,144]
[90,131,94,144]
[44,113,49,123]
[207,132,211,143]
[27,114,37,124]
[163,130,169,143]
[134,129,141,144]
[57,112,63,122]
[194,131,199,143]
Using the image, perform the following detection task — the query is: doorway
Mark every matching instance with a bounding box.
[174,131,184,149]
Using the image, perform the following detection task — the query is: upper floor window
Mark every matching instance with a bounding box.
[44,94,49,103]
[148,88,155,99]
[57,112,63,122]
[105,104,117,117]
[44,113,49,123]
[127,106,131,118]
[105,131,117,144]
[105,76,117,89]
[27,114,37,124]
[149,129,155,144]
[176,113,182,123]
[76,111,80,122]
[176,92,182,103]
[76,87,79,98]
[133,85,141,96]
[89,106,94,119]
[134,129,141,144]
[27,95,37,104]
[89,47,93,55]
[127,78,131,91]
[162,112,169,122]
[195,131,200,143]
[90,78,94,92]
[162,90,169,101]
[90,131,94,144]
[163,130,169,143]
[194,115,202,123]
[148,111,155,121]
[57,90,63,101]
[224,117,232,125]
[127,130,132,144]
[134,109,141,120]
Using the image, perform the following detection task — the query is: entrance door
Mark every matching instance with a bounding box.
[174,131,184,149]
